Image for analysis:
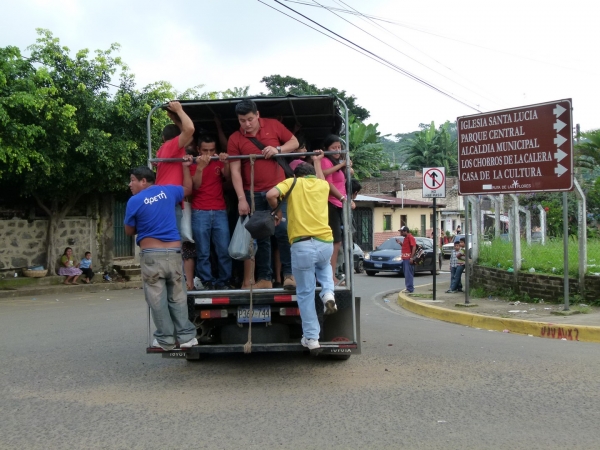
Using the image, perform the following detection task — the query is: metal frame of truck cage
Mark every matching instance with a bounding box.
[144,95,359,357]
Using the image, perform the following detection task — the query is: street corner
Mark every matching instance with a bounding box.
[397,290,600,344]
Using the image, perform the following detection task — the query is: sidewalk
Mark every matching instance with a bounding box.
[0,276,142,300]
[395,284,600,343]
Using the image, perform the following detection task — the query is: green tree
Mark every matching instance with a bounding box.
[347,115,388,179]
[575,129,600,171]
[260,74,370,121]
[401,121,457,175]
[0,30,176,273]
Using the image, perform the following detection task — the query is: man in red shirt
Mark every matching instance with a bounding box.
[190,135,231,290]
[228,99,299,289]
[398,225,417,293]
[155,101,195,232]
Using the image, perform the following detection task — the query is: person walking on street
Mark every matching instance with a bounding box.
[399,226,417,293]
[449,237,466,293]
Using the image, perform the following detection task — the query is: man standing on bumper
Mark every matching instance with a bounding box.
[228,99,299,290]
[125,163,197,351]
[266,153,341,351]
[399,225,417,293]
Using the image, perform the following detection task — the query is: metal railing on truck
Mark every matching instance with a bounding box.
[144,96,360,359]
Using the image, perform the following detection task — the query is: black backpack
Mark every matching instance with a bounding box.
[413,244,426,265]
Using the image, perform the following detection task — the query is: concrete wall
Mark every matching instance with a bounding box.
[0,218,97,272]
[472,266,600,303]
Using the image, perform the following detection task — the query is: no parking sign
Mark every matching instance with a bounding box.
[422,167,446,198]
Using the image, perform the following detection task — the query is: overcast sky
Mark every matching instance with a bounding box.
[2,0,598,136]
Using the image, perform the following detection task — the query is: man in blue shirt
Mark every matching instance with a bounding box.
[125,162,197,351]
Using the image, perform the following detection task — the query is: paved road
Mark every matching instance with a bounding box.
[1,271,599,449]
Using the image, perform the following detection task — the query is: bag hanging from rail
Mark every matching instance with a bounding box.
[244,177,297,240]
[228,216,256,260]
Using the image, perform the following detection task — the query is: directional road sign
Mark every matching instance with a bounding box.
[457,99,573,195]
[423,167,446,198]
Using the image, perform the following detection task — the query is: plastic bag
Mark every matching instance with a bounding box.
[228,216,256,260]
[180,201,194,243]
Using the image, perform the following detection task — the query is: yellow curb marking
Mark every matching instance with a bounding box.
[398,293,600,344]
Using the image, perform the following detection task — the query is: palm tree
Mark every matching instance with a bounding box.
[575,129,600,172]
[347,115,388,179]
[402,121,457,175]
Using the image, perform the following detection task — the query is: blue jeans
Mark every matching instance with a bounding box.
[140,250,196,347]
[402,260,415,292]
[245,191,292,281]
[450,265,465,291]
[192,209,232,287]
[291,239,334,340]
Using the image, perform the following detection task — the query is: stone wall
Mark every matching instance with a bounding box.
[0,218,96,272]
[472,265,600,303]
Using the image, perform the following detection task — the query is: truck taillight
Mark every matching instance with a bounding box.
[200,309,228,319]
[279,307,300,316]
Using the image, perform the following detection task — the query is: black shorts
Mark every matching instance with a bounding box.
[181,241,196,260]
[328,202,343,243]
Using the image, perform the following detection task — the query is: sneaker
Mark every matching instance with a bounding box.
[322,292,338,315]
[151,339,175,351]
[300,336,320,350]
[445,290,457,293]
[179,337,198,349]
[193,277,204,290]
[457,289,464,293]
[283,275,296,290]
[254,279,273,289]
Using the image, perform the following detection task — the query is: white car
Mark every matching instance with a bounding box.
[442,234,472,258]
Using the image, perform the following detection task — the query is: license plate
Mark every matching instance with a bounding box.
[374,263,383,268]
[237,305,271,323]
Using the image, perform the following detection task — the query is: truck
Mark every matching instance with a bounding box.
[144,95,361,361]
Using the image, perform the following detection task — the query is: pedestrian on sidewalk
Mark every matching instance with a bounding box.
[449,238,466,293]
[79,252,94,284]
[446,242,462,293]
[398,226,416,293]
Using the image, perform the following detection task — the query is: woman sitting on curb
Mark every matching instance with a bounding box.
[58,247,82,285]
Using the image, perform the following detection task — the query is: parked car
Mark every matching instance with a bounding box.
[353,243,365,274]
[335,243,365,275]
[442,234,473,258]
[363,236,441,276]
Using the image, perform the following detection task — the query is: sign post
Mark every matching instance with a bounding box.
[423,167,446,301]
[457,99,574,308]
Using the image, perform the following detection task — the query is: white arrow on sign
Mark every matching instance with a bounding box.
[555,164,567,177]
[554,119,566,132]
[554,135,567,147]
[554,148,567,162]
[553,104,566,118]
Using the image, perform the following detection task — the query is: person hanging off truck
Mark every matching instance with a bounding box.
[266,151,343,351]
[125,162,198,351]
[227,99,299,290]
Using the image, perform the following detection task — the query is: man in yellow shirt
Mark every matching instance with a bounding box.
[266,152,345,351]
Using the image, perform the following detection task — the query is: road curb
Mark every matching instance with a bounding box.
[397,293,600,344]
[0,281,143,300]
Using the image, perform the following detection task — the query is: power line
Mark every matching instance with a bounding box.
[331,0,508,108]
[283,0,597,76]
[265,0,482,112]
[313,0,505,109]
